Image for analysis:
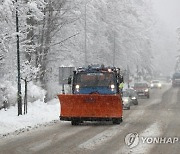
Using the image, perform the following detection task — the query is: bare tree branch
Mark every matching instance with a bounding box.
[50,32,79,47]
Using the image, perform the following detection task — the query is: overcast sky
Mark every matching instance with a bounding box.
[151,0,180,75]
[152,0,180,30]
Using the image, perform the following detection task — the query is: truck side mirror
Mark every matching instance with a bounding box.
[68,77,72,84]
[119,76,124,83]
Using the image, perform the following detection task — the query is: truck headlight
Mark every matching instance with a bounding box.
[75,85,80,89]
[75,85,80,92]
[110,84,115,91]
[110,84,115,89]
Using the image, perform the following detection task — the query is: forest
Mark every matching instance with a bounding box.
[0,0,179,105]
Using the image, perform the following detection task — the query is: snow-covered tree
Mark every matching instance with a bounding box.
[175,28,180,72]
[0,0,157,101]
[43,0,156,99]
[0,0,45,106]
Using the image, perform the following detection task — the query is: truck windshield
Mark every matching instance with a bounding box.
[75,72,115,87]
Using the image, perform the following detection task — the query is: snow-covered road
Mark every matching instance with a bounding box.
[0,84,180,154]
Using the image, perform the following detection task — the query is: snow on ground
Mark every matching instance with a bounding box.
[131,122,162,154]
[118,122,162,154]
[79,123,129,150]
[79,110,145,151]
[0,98,60,138]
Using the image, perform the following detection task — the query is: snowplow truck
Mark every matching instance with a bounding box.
[57,65,123,125]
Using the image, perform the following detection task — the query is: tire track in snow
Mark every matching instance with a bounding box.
[78,123,129,150]
[28,126,90,152]
[78,109,145,150]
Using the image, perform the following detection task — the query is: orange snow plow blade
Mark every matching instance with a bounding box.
[58,94,123,121]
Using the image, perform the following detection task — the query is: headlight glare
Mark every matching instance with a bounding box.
[158,83,162,87]
[75,85,80,89]
[144,89,149,92]
[123,98,128,102]
[131,97,136,100]
[110,84,115,89]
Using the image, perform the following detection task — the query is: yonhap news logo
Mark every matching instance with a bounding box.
[125,132,180,149]
[124,132,140,148]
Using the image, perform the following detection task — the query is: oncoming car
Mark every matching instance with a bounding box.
[150,80,162,89]
[134,82,150,98]
[127,88,138,105]
[172,72,180,87]
[122,90,131,110]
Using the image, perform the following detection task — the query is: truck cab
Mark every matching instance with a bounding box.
[72,67,120,95]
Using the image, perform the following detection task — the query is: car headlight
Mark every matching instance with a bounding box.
[144,89,149,92]
[123,98,129,103]
[131,97,136,100]
[158,83,162,87]
[151,84,154,87]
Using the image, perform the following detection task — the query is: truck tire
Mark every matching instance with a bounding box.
[133,100,138,105]
[112,118,122,125]
[71,120,79,125]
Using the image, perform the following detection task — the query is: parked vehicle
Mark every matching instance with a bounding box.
[57,65,124,125]
[134,82,150,98]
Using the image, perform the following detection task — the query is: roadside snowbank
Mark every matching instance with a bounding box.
[0,98,60,137]
[0,81,46,107]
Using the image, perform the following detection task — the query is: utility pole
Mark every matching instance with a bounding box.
[16,0,22,115]
[84,1,87,67]
[113,30,116,67]
[137,65,139,82]
[127,65,130,88]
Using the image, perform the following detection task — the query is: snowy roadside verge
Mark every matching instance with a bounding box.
[0,98,60,139]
